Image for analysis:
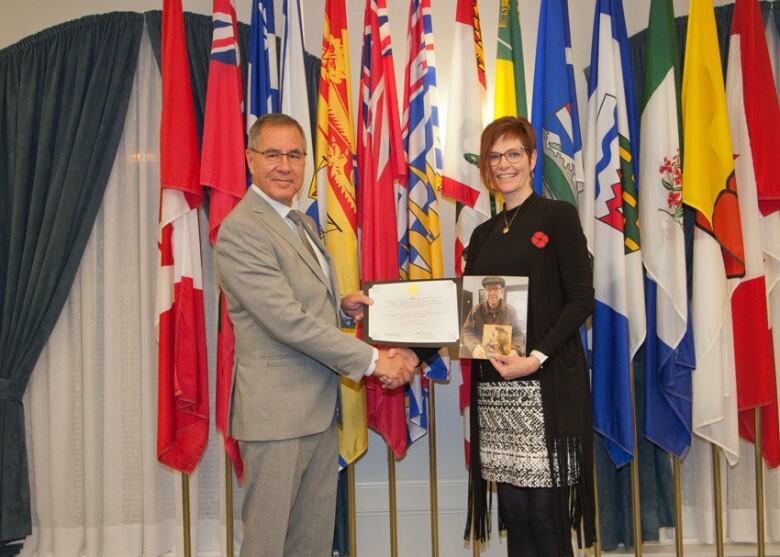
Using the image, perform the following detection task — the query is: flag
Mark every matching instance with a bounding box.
[200,0,246,479]
[726,0,780,467]
[531,0,583,210]
[400,0,449,445]
[441,0,489,276]
[156,0,209,474]
[281,0,318,227]
[682,0,745,466]
[493,0,527,119]
[583,0,645,468]
[440,0,488,467]
[638,0,694,458]
[247,0,279,128]
[315,0,366,467]
[767,14,780,97]
[356,0,408,459]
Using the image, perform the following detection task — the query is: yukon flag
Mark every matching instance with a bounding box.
[493,0,527,118]
[682,0,745,466]
[247,0,279,128]
[200,0,246,479]
[281,0,318,228]
[440,0,488,466]
[401,0,449,444]
[531,0,583,210]
[726,0,780,467]
[357,0,408,459]
[441,0,489,276]
[157,0,209,474]
[639,0,694,458]
[315,0,366,466]
[583,0,645,468]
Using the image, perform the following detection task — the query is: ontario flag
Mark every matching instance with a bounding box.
[401,0,449,446]
[200,0,246,479]
[726,0,780,468]
[357,0,408,459]
[315,0,367,467]
[440,0,488,467]
[156,0,209,474]
[682,0,745,465]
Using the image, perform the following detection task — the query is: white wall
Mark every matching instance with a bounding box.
[1,1,735,556]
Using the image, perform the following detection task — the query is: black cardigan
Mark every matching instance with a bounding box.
[463,192,596,549]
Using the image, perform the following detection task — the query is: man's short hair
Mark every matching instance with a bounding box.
[247,113,306,151]
[482,276,505,288]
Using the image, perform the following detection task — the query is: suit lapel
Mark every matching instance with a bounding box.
[248,193,335,299]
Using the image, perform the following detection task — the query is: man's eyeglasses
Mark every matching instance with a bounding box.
[249,148,307,165]
[487,148,530,166]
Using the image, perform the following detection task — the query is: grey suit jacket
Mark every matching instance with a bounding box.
[214,190,373,442]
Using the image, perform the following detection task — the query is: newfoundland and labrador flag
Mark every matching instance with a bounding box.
[583,0,645,468]
[156,0,209,474]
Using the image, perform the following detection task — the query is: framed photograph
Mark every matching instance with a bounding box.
[459,275,529,360]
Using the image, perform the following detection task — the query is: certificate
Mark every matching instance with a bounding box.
[365,279,460,347]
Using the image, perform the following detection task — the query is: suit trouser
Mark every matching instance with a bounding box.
[238,419,339,557]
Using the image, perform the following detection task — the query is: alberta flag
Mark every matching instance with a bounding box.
[638,0,694,458]
[531,0,583,209]
[583,0,645,468]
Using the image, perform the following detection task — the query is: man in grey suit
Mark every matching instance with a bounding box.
[215,113,418,557]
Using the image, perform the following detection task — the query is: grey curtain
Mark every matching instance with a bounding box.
[0,12,143,544]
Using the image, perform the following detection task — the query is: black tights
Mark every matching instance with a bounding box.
[497,483,574,557]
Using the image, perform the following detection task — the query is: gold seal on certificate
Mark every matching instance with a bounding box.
[364,279,461,347]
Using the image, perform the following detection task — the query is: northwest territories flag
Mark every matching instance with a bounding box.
[583,0,645,468]
[401,0,449,444]
[247,0,279,129]
[531,0,583,209]
[638,0,694,458]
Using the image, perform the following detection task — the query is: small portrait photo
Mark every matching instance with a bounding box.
[482,324,513,358]
[459,275,529,360]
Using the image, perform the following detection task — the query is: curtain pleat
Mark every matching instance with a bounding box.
[0,12,143,543]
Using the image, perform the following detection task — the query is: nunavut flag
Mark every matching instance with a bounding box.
[200,0,246,479]
[315,0,367,467]
[682,0,745,465]
[156,0,209,474]
[726,0,780,467]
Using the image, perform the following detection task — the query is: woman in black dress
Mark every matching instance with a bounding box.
[463,116,596,556]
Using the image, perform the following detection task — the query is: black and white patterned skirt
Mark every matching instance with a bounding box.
[477,380,579,488]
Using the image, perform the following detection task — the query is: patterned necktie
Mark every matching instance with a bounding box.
[287,210,319,263]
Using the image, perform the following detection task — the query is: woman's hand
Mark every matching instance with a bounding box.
[490,354,541,380]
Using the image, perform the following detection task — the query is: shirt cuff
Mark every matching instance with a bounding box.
[364,347,379,376]
[530,349,548,367]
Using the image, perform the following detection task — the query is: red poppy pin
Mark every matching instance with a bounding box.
[531,231,549,248]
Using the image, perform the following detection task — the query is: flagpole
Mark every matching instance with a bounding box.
[471,520,480,557]
[593,446,602,557]
[348,464,358,557]
[182,473,192,557]
[629,363,642,557]
[428,382,440,557]
[225,453,234,557]
[387,448,398,557]
[672,457,683,557]
[711,445,724,557]
[755,409,765,557]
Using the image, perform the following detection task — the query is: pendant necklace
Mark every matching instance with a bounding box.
[502,206,521,234]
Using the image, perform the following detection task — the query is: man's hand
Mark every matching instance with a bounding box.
[341,291,372,321]
[388,347,419,375]
[471,344,487,359]
[374,349,415,389]
[490,354,541,380]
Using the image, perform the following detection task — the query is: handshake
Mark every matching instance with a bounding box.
[373,347,419,390]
